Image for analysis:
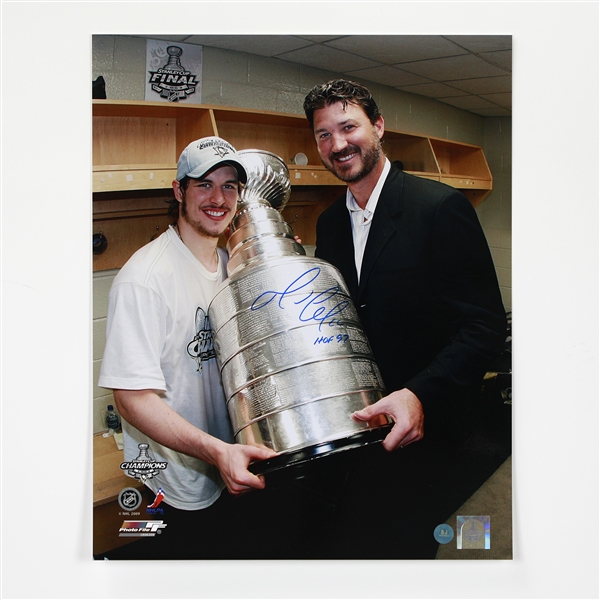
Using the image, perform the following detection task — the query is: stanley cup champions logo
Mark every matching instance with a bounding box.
[148,46,197,102]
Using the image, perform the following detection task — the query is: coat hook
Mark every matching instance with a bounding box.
[93,232,108,255]
[150,226,160,241]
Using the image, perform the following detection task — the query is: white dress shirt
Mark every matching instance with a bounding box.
[346,158,391,282]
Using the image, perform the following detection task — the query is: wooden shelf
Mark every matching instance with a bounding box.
[430,138,491,179]
[93,100,493,196]
[440,176,492,189]
[93,166,177,193]
[92,100,494,270]
[211,106,322,167]
[404,171,440,182]
[93,100,217,190]
[384,132,439,174]
[288,165,345,186]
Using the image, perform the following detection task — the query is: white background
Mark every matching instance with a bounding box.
[1,1,598,599]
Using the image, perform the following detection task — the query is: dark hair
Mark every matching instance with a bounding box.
[165,176,191,220]
[303,79,382,130]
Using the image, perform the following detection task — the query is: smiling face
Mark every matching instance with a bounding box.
[173,164,239,240]
[312,101,385,184]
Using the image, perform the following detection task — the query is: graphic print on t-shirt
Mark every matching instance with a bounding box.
[186,307,216,372]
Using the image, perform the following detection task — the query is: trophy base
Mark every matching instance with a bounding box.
[248,425,392,477]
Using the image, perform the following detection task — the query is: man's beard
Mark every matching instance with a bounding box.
[180,195,221,239]
[323,134,382,184]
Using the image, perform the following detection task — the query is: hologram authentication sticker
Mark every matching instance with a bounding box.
[456,516,490,549]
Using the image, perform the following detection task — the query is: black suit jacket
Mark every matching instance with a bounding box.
[315,165,506,422]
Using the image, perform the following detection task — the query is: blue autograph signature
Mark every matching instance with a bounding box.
[251,267,350,332]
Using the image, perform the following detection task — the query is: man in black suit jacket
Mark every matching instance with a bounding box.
[301,79,507,557]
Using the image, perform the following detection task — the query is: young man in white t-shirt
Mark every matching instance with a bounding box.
[98,137,277,559]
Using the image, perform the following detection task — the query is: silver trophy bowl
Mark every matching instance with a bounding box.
[208,149,390,474]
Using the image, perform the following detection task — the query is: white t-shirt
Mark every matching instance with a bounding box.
[98,225,233,510]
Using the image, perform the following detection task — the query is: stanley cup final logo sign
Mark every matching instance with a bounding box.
[145,39,202,103]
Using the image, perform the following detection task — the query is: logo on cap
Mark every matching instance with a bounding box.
[196,138,235,155]
[177,137,246,182]
[214,146,230,158]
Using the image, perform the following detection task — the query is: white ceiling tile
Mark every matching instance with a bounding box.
[444,35,512,53]
[184,34,311,57]
[325,35,468,64]
[438,95,499,110]
[398,54,508,81]
[346,65,430,87]
[448,75,512,95]
[130,34,190,42]
[479,92,512,108]
[480,50,512,71]
[397,82,468,99]
[276,44,380,72]
[295,35,346,43]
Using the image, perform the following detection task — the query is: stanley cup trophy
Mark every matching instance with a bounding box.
[208,149,391,475]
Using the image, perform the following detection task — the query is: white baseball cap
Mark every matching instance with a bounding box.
[176,136,248,183]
